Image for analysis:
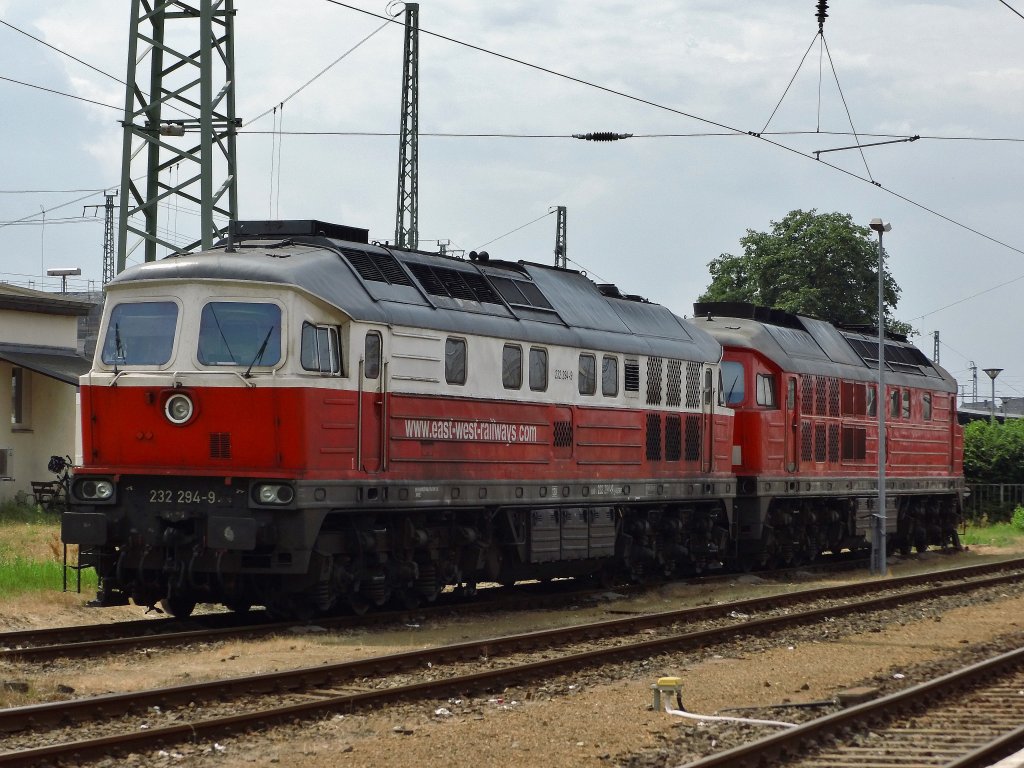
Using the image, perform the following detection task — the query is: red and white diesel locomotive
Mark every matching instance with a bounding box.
[61,220,964,617]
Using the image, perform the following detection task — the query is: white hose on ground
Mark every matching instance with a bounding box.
[664,703,796,729]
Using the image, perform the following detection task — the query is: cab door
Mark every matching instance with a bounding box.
[359,330,384,473]
[785,376,798,472]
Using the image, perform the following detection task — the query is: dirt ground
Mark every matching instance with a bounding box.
[2,546,1024,767]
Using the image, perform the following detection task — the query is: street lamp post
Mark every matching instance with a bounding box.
[984,368,1002,424]
[870,218,891,577]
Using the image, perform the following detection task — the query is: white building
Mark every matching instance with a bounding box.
[0,284,93,503]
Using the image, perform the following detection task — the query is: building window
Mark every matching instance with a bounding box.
[502,344,522,389]
[445,337,467,385]
[578,354,596,396]
[301,323,341,375]
[529,347,547,391]
[602,355,618,397]
[365,331,382,379]
[11,367,29,428]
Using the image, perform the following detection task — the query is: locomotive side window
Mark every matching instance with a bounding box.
[721,361,745,405]
[890,388,900,418]
[578,354,596,396]
[445,337,467,385]
[198,302,281,367]
[364,331,382,379]
[529,347,547,391]
[867,386,877,417]
[602,355,618,397]
[902,389,911,419]
[502,344,522,389]
[923,392,932,420]
[102,301,179,366]
[301,323,341,375]
[755,373,777,408]
[787,378,796,410]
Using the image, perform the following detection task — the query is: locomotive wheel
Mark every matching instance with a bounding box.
[159,594,196,618]
[349,594,371,616]
[392,589,421,611]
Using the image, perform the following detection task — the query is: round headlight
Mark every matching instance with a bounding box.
[256,484,294,505]
[165,393,194,425]
[77,479,115,501]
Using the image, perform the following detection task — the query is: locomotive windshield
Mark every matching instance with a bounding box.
[101,301,178,366]
[198,302,282,367]
[722,360,745,405]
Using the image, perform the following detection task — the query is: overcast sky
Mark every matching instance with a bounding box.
[1,0,1023,403]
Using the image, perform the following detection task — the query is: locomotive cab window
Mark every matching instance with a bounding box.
[529,347,547,391]
[364,331,381,379]
[102,300,179,366]
[755,373,777,408]
[301,323,341,375]
[502,344,522,389]
[602,355,618,397]
[445,337,467,385]
[198,302,281,367]
[722,361,745,405]
[578,354,596,396]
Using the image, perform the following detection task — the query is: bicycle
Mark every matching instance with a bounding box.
[34,454,72,513]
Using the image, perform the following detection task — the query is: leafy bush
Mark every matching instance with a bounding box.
[1013,506,1024,531]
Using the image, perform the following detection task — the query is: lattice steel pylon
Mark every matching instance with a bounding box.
[394,2,419,250]
[117,0,239,273]
[554,206,567,268]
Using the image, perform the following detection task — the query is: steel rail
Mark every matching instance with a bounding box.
[0,563,1021,765]
[681,645,1024,768]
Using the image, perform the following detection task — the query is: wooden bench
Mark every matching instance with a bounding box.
[31,480,61,510]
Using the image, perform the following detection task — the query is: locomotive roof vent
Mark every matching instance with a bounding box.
[229,219,369,244]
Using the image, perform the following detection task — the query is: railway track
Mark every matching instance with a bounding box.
[0,558,1021,766]
[682,643,1024,768]
[0,554,874,662]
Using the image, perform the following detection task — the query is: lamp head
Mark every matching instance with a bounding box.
[869,218,891,234]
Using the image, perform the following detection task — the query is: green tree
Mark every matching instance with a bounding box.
[963,420,1024,484]
[700,209,911,335]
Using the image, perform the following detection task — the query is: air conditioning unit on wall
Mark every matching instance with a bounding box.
[0,448,13,480]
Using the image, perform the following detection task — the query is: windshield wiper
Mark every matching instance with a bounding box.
[244,328,274,379]
[114,322,124,374]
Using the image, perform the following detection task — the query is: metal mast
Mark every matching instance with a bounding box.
[117,0,239,273]
[84,190,118,284]
[394,2,419,249]
[554,206,567,268]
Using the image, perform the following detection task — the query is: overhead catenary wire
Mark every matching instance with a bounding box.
[997,0,1024,22]
[318,0,1024,267]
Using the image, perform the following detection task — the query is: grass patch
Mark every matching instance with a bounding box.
[963,522,1024,549]
[0,497,96,597]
